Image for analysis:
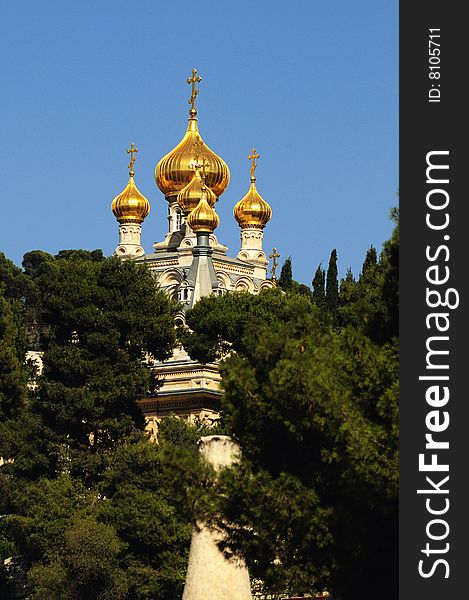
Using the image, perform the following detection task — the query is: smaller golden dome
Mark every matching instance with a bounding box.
[233,148,272,229]
[111,144,150,224]
[187,188,220,233]
[177,166,216,216]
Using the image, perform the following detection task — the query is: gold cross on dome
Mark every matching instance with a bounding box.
[127,143,139,175]
[199,157,210,184]
[269,247,280,283]
[187,68,202,112]
[248,148,260,178]
[192,154,210,184]
[192,135,204,163]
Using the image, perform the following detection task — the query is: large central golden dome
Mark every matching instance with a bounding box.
[155,69,230,201]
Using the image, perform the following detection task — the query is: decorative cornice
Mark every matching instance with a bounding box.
[149,260,180,269]
[212,261,253,276]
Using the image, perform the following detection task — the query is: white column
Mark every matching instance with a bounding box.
[182,436,252,600]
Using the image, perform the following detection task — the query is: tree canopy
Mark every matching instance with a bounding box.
[0,250,200,599]
[181,215,399,599]
[0,209,399,599]
[339,209,399,343]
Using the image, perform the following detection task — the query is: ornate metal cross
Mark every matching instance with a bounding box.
[127,142,139,175]
[269,247,280,283]
[248,148,260,178]
[192,135,204,163]
[195,157,210,184]
[187,68,202,112]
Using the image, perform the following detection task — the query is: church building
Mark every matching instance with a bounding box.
[111,69,276,432]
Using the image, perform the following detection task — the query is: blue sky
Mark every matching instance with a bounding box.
[0,0,397,285]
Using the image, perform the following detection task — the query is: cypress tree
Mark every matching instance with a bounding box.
[311,265,326,309]
[278,257,294,291]
[325,249,339,320]
[361,246,377,279]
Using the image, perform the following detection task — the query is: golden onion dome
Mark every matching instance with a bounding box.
[111,144,150,224]
[155,69,230,200]
[177,166,216,216]
[234,148,272,229]
[187,188,220,233]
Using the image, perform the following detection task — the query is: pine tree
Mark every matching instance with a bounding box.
[8,251,177,481]
[0,295,28,422]
[0,254,30,461]
[1,250,196,600]
[181,286,398,599]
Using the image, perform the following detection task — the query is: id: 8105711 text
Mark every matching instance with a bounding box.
[428,28,441,103]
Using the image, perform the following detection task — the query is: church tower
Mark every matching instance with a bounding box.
[111,69,274,427]
[111,143,150,258]
[154,68,230,258]
[234,149,272,280]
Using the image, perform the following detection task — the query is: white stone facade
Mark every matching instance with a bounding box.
[135,210,273,423]
[114,222,145,258]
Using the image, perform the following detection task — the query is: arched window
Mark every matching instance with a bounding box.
[214,281,226,296]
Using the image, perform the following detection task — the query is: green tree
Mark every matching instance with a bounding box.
[381,208,399,340]
[312,264,326,309]
[339,210,399,344]
[15,251,177,481]
[344,267,354,283]
[0,251,34,358]
[0,253,30,480]
[28,517,128,600]
[0,294,27,421]
[276,257,312,299]
[362,245,378,274]
[3,475,98,565]
[0,250,206,600]
[182,286,398,599]
[97,436,207,600]
[325,249,339,322]
[5,478,129,600]
[3,434,206,600]
[278,257,293,291]
[0,251,32,306]
[158,414,224,450]
[22,250,55,279]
